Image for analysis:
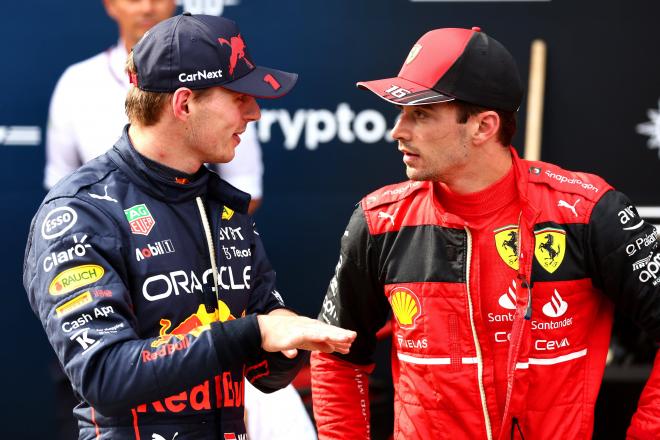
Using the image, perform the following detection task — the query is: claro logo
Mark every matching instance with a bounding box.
[257,103,396,150]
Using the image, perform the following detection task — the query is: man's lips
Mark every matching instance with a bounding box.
[232,128,247,144]
[399,147,419,164]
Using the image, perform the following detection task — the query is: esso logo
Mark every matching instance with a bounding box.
[178,0,225,16]
[41,207,78,240]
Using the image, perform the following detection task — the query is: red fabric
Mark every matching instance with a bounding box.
[628,349,660,439]
[438,166,521,425]
[314,150,638,439]
[311,352,374,440]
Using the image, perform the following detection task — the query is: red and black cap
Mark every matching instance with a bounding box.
[130,13,297,98]
[357,27,523,111]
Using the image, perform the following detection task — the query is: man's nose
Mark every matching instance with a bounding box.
[139,0,157,14]
[244,96,261,122]
[391,113,411,142]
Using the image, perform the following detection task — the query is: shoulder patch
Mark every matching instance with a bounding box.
[362,181,427,210]
[527,162,612,202]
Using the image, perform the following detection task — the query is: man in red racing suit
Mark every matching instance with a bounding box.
[311,27,660,439]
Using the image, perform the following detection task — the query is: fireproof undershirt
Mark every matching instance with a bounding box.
[437,164,521,426]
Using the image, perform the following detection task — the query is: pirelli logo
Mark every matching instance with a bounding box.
[56,291,93,317]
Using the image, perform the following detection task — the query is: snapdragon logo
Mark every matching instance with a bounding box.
[176,0,239,16]
[544,170,599,193]
[178,69,223,83]
[257,103,396,150]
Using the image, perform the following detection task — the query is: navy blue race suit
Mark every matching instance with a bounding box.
[24,126,304,440]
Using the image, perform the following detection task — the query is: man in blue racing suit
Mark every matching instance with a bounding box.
[23,13,355,440]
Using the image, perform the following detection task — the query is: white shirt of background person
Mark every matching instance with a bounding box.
[44,40,264,201]
[245,381,317,439]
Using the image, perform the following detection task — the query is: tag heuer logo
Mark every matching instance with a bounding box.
[124,204,155,236]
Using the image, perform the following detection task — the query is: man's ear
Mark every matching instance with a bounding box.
[472,111,500,146]
[172,88,194,121]
[102,0,117,20]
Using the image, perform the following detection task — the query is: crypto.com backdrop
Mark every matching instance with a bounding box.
[2,0,659,437]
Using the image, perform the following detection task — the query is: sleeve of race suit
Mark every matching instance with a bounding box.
[23,196,262,416]
[311,206,391,440]
[244,221,308,393]
[585,190,660,438]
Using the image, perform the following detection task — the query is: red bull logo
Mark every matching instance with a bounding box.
[150,300,238,348]
[218,34,254,76]
[133,371,244,415]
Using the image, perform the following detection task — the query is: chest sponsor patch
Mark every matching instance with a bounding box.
[534,227,566,273]
[494,225,519,270]
[389,287,421,329]
[124,204,156,236]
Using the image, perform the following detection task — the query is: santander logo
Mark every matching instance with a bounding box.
[542,289,568,318]
[497,280,517,310]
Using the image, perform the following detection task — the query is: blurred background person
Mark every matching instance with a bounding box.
[45,0,263,212]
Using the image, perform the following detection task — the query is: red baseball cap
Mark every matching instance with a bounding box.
[357,27,523,111]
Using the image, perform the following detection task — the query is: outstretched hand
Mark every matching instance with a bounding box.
[257,310,357,359]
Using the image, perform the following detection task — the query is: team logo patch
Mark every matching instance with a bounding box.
[494,225,519,270]
[49,265,105,296]
[389,287,421,329]
[405,44,422,65]
[534,227,566,273]
[222,206,234,221]
[124,204,155,236]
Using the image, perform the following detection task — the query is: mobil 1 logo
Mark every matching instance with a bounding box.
[135,240,175,262]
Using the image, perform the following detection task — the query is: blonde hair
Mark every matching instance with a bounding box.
[124,51,172,126]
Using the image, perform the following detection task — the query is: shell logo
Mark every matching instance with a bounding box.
[389,287,421,328]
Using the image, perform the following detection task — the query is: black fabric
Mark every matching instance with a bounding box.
[318,206,391,366]
[586,190,660,340]
[434,32,523,112]
[376,225,467,284]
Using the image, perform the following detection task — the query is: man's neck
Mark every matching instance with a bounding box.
[128,124,202,175]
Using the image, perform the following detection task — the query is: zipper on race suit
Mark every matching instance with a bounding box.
[464,227,493,440]
[510,417,526,440]
[515,211,533,320]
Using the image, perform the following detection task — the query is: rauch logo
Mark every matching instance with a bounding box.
[49,265,105,296]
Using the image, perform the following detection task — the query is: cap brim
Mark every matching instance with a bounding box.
[223,66,297,99]
[356,77,454,106]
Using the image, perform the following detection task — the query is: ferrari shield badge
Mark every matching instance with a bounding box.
[494,225,519,270]
[534,227,566,273]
